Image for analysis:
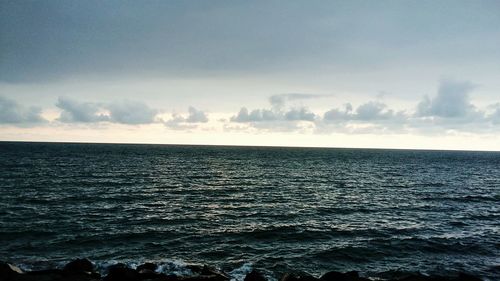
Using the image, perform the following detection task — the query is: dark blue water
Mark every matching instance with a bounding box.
[0,142,499,280]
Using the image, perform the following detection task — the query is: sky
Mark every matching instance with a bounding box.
[1,0,500,150]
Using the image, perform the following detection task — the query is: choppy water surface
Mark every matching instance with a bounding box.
[0,142,499,279]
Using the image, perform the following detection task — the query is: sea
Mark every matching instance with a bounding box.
[0,142,498,280]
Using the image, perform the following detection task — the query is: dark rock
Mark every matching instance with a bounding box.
[180,276,229,281]
[0,267,90,281]
[24,269,66,281]
[104,263,139,281]
[454,273,482,281]
[177,266,229,281]
[63,258,94,274]
[65,271,101,281]
[26,269,64,275]
[154,275,181,281]
[200,266,225,276]
[199,265,229,281]
[138,269,164,280]
[0,262,23,280]
[280,272,320,281]
[244,270,267,281]
[391,273,447,281]
[186,265,204,274]
[320,271,370,281]
[137,263,158,273]
[137,263,161,280]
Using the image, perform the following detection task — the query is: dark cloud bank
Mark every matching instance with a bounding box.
[2,1,500,82]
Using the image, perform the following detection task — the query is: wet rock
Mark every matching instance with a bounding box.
[200,266,226,276]
[454,273,481,281]
[24,269,65,281]
[63,258,94,274]
[186,265,204,274]
[138,269,160,279]
[244,270,267,281]
[0,266,94,281]
[176,266,229,281]
[137,263,158,273]
[103,263,139,281]
[180,276,228,281]
[0,262,23,274]
[200,265,230,281]
[320,271,370,281]
[155,275,181,281]
[0,262,24,280]
[139,269,164,280]
[383,272,484,281]
[390,273,446,281]
[280,272,320,281]
[60,258,100,280]
[136,263,162,280]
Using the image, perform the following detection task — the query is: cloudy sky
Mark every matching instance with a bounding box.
[1,0,500,150]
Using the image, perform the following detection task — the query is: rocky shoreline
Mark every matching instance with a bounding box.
[0,259,483,281]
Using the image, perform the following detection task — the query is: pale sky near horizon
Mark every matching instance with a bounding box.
[1,0,500,150]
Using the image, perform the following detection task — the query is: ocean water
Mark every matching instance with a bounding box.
[0,142,499,280]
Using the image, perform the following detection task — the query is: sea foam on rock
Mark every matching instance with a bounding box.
[0,260,485,281]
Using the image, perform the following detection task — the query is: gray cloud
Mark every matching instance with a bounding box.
[165,106,208,129]
[416,79,480,119]
[56,97,157,124]
[107,101,157,124]
[231,93,318,124]
[269,93,331,109]
[319,101,408,134]
[0,96,46,124]
[56,97,109,123]
[318,79,498,135]
[4,77,500,136]
[231,106,316,123]
[356,101,397,121]
[284,107,316,121]
[323,101,404,122]
[185,106,209,123]
[230,108,278,122]
[488,103,500,125]
[323,103,353,121]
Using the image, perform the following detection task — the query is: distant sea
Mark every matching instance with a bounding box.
[0,142,499,280]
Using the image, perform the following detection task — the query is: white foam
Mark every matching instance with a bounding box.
[156,259,194,276]
[229,262,253,281]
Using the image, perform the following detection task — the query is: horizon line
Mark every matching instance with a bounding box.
[1,140,499,153]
